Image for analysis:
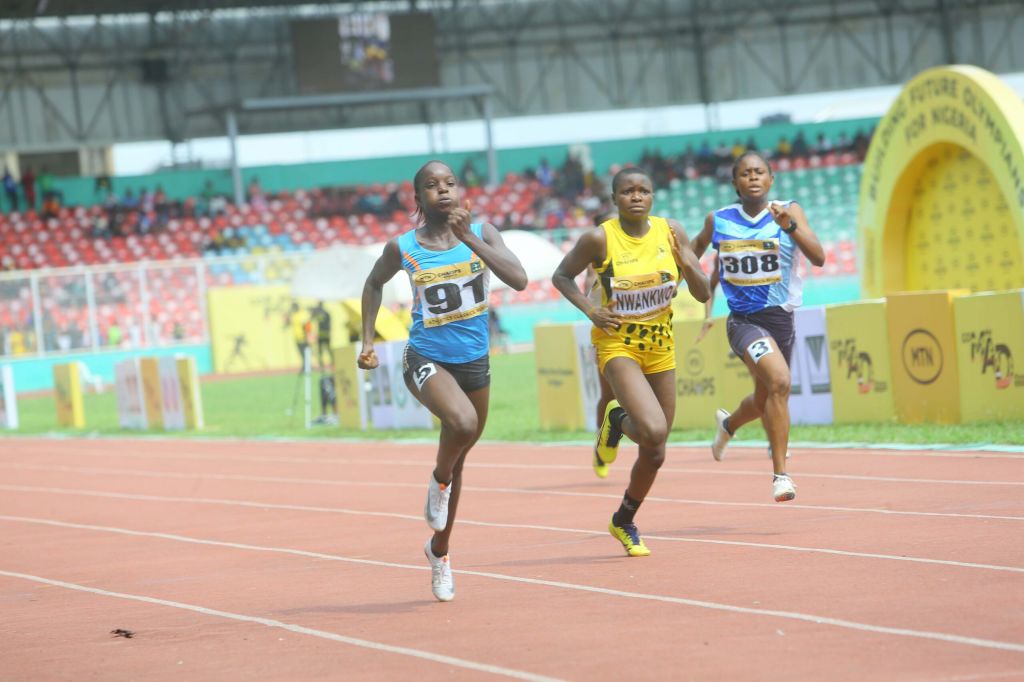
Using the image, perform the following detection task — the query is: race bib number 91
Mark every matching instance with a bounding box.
[412,259,490,328]
[719,239,782,287]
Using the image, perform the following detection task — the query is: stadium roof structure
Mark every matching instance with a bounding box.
[0,1,368,19]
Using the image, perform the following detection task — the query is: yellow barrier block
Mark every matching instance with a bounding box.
[825,301,897,424]
[886,290,967,423]
[139,357,164,429]
[673,318,750,429]
[176,356,205,429]
[53,363,85,428]
[535,323,586,431]
[333,344,365,429]
[954,290,1024,421]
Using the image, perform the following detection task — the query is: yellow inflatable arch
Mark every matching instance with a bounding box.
[859,65,1024,296]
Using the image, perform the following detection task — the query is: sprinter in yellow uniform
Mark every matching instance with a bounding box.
[553,168,710,556]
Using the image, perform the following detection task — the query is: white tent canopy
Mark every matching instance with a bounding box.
[290,230,566,304]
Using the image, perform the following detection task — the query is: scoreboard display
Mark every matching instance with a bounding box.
[290,12,439,93]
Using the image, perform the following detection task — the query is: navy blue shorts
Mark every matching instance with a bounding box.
[726,306,795,366]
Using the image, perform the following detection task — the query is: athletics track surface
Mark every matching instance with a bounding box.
[1,438,1022,681]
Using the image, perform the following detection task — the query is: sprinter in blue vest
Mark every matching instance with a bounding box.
[692,151,825,503]
[358,160,527,602]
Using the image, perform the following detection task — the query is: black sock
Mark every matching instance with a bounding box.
[612,491,642,526]
[607,407,626,446]
[723,417,735,436]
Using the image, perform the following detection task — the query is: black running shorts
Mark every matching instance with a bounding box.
[726,306,795,366]
[402,344,491,394]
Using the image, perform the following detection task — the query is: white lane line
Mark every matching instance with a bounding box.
[1,519,1022,655]
[2,481,1024,569]
[5,460,1020,488]
[0,570,561,682]
[3,511,1023,575]
[2,478,1021,522]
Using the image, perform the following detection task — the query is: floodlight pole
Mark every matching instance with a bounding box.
[226,109,244,207]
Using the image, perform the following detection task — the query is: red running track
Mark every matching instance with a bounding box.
[1,437,1023,681]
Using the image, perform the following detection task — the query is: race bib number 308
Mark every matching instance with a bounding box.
[412,260,490,327]
[719,239,782,287]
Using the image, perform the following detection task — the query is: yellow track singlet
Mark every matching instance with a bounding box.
[591,216,679,374]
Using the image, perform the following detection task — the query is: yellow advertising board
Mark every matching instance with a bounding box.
[673,318,750,429]
[825,301,896,424]
[886,290,966,423]
[954,290,1024,421]
[52,363,85,428]
[176,356,204,429]
[333,344,365,429]
[210,287,381,373]
[208,285,300,373]
[535,323,586,431]
[138,357,164,428]
[859,66,1024,297]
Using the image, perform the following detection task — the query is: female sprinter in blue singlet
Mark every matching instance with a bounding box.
[359,161,527,601]
[692,151,825,502]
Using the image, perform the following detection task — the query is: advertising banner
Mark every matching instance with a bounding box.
[954,289,1024,421]
[825,301,896,423]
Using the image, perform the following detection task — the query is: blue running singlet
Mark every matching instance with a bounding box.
[711,202,804,315]
[397,223,490,364]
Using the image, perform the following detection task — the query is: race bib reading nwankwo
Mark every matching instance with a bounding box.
[609,271,676,320]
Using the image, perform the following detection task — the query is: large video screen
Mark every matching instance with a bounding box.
[290,13,439,93]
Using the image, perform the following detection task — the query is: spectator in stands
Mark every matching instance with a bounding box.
[852,128,871,159]
[248,176,268,211]
[836,131,851,153]
[791,131,809,157]
[69,321,84,349]
[776,136,792,159]
[56,325,72,352]
[731,139,746,160]
[154,185,170,227]
[38,167,56,202]
[247,176,263,203]
[41,193,61,220]
[746,136,758,152]
[42,314,58,352]
[675,144,697,180]
[106,322,123,347]
[121,188,138,210]
[814,132,833,155]
[91,213,110,239]
[460,159,482,188]
[21,166,36,210]
[2,168,18,211]
[140,188,154,214]
[537,158,554,187]
[94,173,112,198]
